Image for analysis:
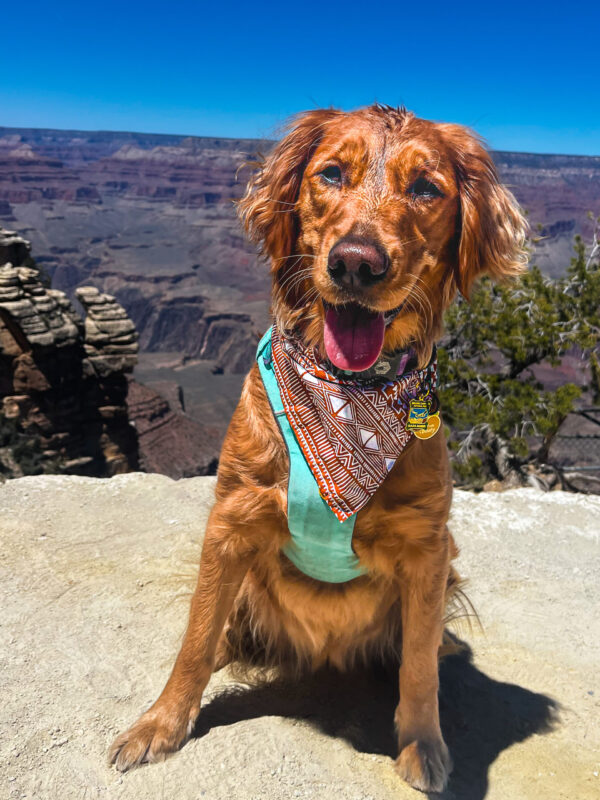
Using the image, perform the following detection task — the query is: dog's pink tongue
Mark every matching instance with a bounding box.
[324,305,385,372]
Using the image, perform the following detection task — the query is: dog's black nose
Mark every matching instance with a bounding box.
[327,237,389,288]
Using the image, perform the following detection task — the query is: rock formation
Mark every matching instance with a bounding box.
[75,285,138,375]
[0,227,227,480]
[0,230,139,477]
[0,227,32,267]
[126,379,220,477]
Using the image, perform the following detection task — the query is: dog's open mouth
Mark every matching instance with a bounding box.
[323,302,404,372]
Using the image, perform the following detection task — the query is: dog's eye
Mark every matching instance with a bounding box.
[318,165,342,186]
[409,177,443,199]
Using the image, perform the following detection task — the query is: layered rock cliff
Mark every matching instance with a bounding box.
[0,231,139,477]
[0,229,224,479]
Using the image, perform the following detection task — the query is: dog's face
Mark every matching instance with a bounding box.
[239,105,526,370]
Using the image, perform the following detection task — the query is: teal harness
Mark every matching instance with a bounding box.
[257,327,367,584]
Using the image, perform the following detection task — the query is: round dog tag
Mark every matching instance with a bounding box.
[414,413,441,440]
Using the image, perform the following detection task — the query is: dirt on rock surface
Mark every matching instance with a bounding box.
[0,474,598,800]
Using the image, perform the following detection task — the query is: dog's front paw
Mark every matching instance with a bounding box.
[394,737,452,794]
[109,705,194,772]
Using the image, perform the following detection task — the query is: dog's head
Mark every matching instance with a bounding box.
[239,104,527,371]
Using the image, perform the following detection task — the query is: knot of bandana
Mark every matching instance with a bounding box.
[270,325,437,522]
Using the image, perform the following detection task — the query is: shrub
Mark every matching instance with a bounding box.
[438,224,600,488]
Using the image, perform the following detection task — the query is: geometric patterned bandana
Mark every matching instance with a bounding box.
[270,324,437,522]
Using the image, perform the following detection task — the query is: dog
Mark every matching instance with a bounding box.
[109,104,526,792]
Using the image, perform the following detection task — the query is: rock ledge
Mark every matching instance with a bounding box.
[0,475,598,800]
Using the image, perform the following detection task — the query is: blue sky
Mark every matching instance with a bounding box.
[1,1,598,155]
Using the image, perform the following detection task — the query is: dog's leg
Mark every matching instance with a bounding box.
[213,632,234,671]
[109,509,253,771]
[394,532,452,793]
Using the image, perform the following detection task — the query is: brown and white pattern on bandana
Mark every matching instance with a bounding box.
[270,325,437,522]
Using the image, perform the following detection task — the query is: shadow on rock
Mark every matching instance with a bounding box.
[192,638,559,800]
[436,641,559,799]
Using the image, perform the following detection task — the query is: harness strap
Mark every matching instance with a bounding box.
[257,327,366,584]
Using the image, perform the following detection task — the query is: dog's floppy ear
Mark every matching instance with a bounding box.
[238,109,340,265]
[441,124,528,298]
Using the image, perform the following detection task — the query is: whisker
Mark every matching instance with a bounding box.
[278,263,311,282]
[395,274,434,330]
[396,235,424,249]
[278,270,313,301]
[276,259,304,289]
[272,253,317,263]
[278,266,313,292]
[407,284,433,323]
[411,290,433,328]
[261,198,297,207]
[283,272,315,303]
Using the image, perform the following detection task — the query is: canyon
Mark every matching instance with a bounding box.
[0,125,598,472]
[1,126,598,361]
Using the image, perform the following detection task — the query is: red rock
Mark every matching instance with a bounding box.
[126,379,219,478]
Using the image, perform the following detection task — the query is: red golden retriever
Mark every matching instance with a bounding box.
[110,104,526,792]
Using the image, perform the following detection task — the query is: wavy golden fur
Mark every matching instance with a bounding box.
[110,104,527,793]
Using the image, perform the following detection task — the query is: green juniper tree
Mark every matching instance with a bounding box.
[438,222,600,489]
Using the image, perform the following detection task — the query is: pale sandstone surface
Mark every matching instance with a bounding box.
[0,474,598,800]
